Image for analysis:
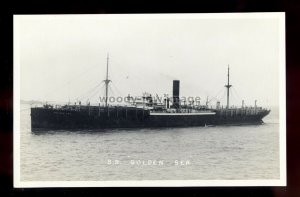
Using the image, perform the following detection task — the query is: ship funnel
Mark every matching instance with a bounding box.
[173,80,180,108]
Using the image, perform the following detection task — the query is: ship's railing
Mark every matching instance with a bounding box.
[214,107,268,116]
[37,104,147,110]
[34,104,152,118]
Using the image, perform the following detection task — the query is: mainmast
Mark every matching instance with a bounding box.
[104,53,111,107]
[225,65,232,109]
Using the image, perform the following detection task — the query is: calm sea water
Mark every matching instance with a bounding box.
[20,104,280,181]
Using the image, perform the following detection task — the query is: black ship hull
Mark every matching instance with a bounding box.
[31,106,270,131]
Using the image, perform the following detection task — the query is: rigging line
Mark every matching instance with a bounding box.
[232,87,243,101]
[84,82,106,101]
[87,88,103,102]
[75,82,103,101]
[208,97,218,103]
[109,61,146,91]
[108,85,115,96]
[99,59,136,95]
[229,89,236,105]
[72,66,104,87]
[219,89,226,101]
[41,64,101,101]
[230,88,242,105]
[99,82,106,94]
[208,89,225,104]
[79,76,103,91]
[196,65,228,97]
[81,88,99,103]
[208,87,225,103]
[110,81,123,96]
[97,85,115,105]
[63,64,99,85]
[230,88,238,102]
[67,63,103,85]
[76,83,102,101]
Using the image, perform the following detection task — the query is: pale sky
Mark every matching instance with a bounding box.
[15,14,284,107]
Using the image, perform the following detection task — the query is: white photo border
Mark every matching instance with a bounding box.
[13,12,286,187]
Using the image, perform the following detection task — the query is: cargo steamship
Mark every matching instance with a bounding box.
[31,55,270,130]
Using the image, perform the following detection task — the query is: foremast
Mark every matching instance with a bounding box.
[225,65,232,109]
[103,53,111,107]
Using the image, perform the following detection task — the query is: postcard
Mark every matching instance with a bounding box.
[14,13,286,187]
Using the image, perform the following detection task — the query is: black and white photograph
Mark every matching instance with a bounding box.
[13,13,286,187]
